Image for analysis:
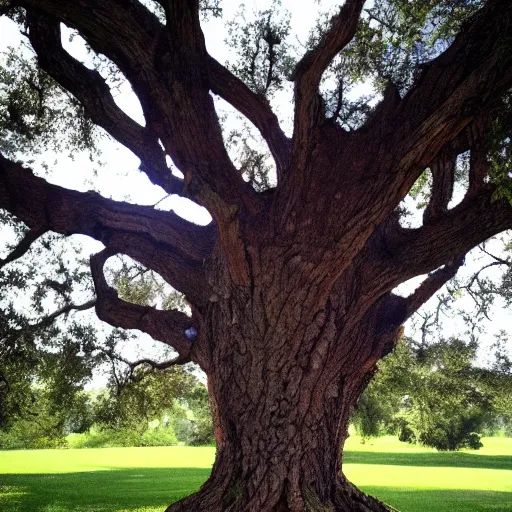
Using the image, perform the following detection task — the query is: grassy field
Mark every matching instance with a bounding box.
[1,436,511,511]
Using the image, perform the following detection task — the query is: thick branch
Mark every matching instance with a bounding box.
[319,0,512,281]
[19,0,267,284]
[26,10,181,195]
[395,189,512,280]
[20,0,256,211]
[388,0,512,185]
[90,248,193,361]
[405,255,465,318]
[423,153,456,224]
[291,0,364,161]
[0,225,47,269]
[0,154,213,306]
[208,56,290,178]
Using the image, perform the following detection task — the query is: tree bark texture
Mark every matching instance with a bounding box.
[167,248,400,512]
[2,1,512,511]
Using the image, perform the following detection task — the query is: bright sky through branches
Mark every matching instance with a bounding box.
[0,0,510,373]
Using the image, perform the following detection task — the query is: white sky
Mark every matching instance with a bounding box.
[0,0,510,383]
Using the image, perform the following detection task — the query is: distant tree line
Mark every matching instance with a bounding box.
[0,365,214,450]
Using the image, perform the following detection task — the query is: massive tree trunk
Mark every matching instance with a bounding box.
[1,1,512,512]
[165,248,401,512]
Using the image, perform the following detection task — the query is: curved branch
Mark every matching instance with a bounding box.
[423,153,456,224]
[404,255,465,318]
[0,154,213,306]
[208,56,290,178]
[0,225,47,269]
[90,248,193,361]
[394,189,512,280]
[26,10,182,195]
[291,0,364,161]
[38,299,96,326]
[1,299,96,349]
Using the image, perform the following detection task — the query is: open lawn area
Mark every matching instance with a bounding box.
[1,436,511,512]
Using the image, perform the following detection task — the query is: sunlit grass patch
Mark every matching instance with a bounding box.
[1,437,511,511]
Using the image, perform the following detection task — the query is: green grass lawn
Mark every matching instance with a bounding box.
[1,437,511,511]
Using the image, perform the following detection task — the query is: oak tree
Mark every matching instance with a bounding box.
[1,0,512,510]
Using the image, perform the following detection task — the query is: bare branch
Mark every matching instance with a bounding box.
[37,299,96,327]
[405,255,465,318]
[463,261,504,293]
[208,56,290,178]
[479,246,511,266]
[26,10,181,195]
[0,154,213,306]
[1,299,96,349]
[106,351,189,373]
[291,0,365,159]
[0,225,47,269]
[90,248,193,361]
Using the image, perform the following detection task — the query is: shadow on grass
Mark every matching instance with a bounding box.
[1,450,512,512]
[0,467,210,512]
[343,451,512,471]
[362,486,512,512]
[1,468,512,512]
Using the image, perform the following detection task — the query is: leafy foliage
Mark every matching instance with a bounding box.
[0,49,100,159]
[227,3,294,97]
[353,337,512,450]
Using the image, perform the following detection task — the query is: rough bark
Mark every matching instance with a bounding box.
[1,1,512,511]
[166,247,401,512]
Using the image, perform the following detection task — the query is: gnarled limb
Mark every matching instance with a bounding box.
[0,154,213,306]
[404,255,466,318]
[0,225,47,269]
[208,56,290,179]
[291,0,365,164]
[25,10,181,195]
[90,248,193,362]
[423,153,456,224]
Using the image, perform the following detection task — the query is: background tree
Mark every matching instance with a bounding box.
[1,0,512,511]
[353,336,512,450]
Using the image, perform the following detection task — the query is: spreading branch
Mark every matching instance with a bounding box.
[20,0,257,214]
[394,189,512,281]
[291,0,365,161]
[1,299,96,351]
[208,56,290,178]
[405,255,465,318]
[0,154,213,306]
[0,225,47,269]
[423,153,456,224]
[26,10,182,195]
[90,248,193,362]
